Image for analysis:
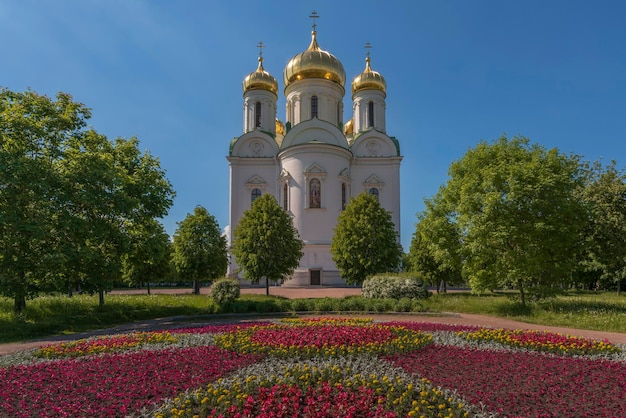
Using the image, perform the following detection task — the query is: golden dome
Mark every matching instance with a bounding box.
[243,56,278,95]
[283,30,346,89]
[275,118,286,135]
[351,56,386,96]
[343,118,353,136]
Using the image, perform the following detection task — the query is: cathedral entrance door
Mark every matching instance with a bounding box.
[310,269,321,286]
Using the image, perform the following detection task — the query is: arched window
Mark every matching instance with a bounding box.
[255,101,262,128]
[369,187,379,201]
[283,183,288,210]
[311,95,318,119]
[309,178,321,208]
[367,101,374,128]
[341,183,347,210]
[251,188,262,203]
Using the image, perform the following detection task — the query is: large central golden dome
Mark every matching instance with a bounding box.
[283,30,346,89]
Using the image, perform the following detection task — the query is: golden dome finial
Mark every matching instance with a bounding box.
[351,43,386,96]
[243,41,278,95]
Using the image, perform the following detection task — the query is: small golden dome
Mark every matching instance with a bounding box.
[351,56,386,96]
[243,56,278,95]
[344,118,353,136]
[283,30,346,89]
[275,118,286,135]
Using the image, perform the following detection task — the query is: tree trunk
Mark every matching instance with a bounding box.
[193,280,200,295]
[99,290,105,306]
[517,279,526,307]
[617,278,621,296]
[439,280,447,293]
[13,294,26,314]
[146,282,151,295]
[265,277,269,296]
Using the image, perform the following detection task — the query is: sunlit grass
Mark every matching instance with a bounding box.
[421,291,626,333]
[1,290,626,343]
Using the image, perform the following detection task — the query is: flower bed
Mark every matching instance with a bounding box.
[35,331,178,359]
[385,344,626,417]
[213,321,432,358]
[461,328,620,356]
[0,317,624,417]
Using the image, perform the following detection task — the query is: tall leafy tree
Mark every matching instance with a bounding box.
[409,195,464,292]
[0,89,89,312]
[122,219,173,294]
[0,89,175,311]
[441,135,587,306]
[582,160,626,294]
[231,194,303,295]
[172,206,227,294]
[331,192,402,285]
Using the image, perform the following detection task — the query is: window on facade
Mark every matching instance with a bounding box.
[309,178,321,208]
[251,188,262,203]
[283,183,288,210]
[255,101,262,128]
[368,101,374,128]
[341,183,346,210]
[311,95,318,119]
[369,187,379,201]
[337,102,341,127]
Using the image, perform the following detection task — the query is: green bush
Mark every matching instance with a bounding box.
[291,298,312,312]
[339,296,367,312]
[362,273,430,300]
[209,278,241,305]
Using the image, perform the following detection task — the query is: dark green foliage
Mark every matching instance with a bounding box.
[232,194,304,295]
[0,89,175,312]
[581,160,626,294]
[210,277,241,305]
[172,206,228,295]
[362,273,431,300]
[423,135,587,306]
[331,192,403,285]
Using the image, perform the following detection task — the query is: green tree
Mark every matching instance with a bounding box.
[441,135,587,306]
[409,196,464,293]
[0,89,175,312]
[331,192,402,285]
[172,206,227,294]
[231,194,303,295]
[582,160,626,294]
[122,219,172,294]
[0,89,89,312]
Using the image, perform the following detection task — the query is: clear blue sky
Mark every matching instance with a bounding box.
[2,1,625,251]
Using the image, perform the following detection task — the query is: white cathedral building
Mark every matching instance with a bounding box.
[227,19,402,286]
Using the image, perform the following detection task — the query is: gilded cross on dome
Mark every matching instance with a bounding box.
[257,41,265,58]
[309,10,319,31]
[364,42,372,59]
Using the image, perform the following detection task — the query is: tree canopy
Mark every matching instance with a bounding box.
[581,160,626,293]
[171,206,228,294]
[331,192,402,285]
[422,135,587,305]
[0,88,175,311]
[231,194,303,295]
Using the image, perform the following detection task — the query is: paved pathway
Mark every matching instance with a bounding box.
[2,287,625,355]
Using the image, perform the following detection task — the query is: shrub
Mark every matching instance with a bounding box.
[362,273,430,300]
[210,278,241,305]
[291,299,312,312]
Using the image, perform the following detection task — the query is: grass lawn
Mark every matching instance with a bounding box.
[1,290,625,343]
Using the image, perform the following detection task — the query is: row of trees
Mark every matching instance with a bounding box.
[0,89,176,312]
[1,88,403,312]
[178,192,403,297]
[408,135,626,305]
